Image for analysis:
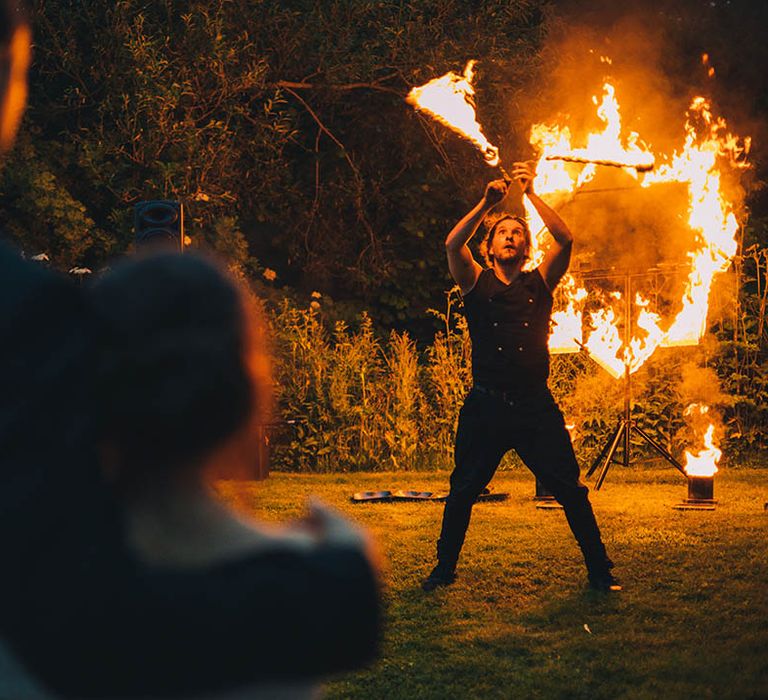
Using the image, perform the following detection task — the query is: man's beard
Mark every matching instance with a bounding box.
[494,247,525,265]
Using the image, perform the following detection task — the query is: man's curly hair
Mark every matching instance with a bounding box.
[478,214,531,267]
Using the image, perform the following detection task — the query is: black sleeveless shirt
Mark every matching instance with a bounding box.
[463,267,553,392]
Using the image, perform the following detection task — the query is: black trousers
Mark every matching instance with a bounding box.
[436,386,611,575]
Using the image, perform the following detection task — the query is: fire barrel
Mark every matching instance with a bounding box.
[687,475,714,502]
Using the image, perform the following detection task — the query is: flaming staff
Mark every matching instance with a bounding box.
[406,61,511,179]
[544,154,655,172]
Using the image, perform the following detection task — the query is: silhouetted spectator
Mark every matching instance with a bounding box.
[1,251,381,699]
[87,252,383,697]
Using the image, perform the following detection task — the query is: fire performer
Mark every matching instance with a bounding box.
[422,162,620,593]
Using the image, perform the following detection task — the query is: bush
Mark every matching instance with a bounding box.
[266,284,768,472]
[268,291,473,472]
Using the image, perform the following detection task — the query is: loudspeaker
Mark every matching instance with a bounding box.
[134,200,184,252]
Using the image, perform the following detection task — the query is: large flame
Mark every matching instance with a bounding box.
[683,404,722,477]
[645,97,745,347]
[541,84,655,172]
[549,276,586,354]
[528,82,749,375]
[408,63,749,380]
[407,61,500,166]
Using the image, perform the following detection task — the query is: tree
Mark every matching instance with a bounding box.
[3,0,547,332]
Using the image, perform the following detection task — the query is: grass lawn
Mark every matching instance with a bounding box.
[217,466,768,699]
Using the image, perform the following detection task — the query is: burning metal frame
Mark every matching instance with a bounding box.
[576,268,689,489]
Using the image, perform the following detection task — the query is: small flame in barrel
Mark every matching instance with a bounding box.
[684,424,721,477]
[406,61,500,166]
[683,404,722,477]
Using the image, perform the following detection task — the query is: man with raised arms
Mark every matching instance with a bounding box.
[422,161,620,593]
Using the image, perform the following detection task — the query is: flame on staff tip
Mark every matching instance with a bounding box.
[406,60,500,166]
[682,404,721,477]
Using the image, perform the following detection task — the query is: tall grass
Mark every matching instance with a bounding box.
[267,291,765,472]
[424,289,472,467]
[268,291,472,472]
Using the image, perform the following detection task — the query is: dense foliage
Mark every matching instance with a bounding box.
[267,266,767,471]
[2,0,547,330]
[269,288,471,471]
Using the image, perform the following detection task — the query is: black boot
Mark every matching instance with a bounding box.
[587,558,622,592]
[421,563,457,592]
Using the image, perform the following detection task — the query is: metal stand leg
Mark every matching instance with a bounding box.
[586,419,624,478]
[580,271,689,489]
[633,425,686,475]
[586,419,687,489]
[594,419,628,490]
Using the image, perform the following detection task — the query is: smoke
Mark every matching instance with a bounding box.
[674,360,727,451]
[495,3,726,281]
[519,7,723,304]
[514,3,695,153]
[507,0,759,434]
[524,0,766,192]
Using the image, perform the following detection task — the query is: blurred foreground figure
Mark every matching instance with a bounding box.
[0,3,380,695]
[0,254,381,699]
[422,163,620,593]
[89,253,382,697]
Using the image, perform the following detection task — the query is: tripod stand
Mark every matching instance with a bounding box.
[581,270,687,489]
[585,363,686,489]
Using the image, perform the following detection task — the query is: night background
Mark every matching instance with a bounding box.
[2,0,764,328]
[5,0,764,471]
[3,1,768,698]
